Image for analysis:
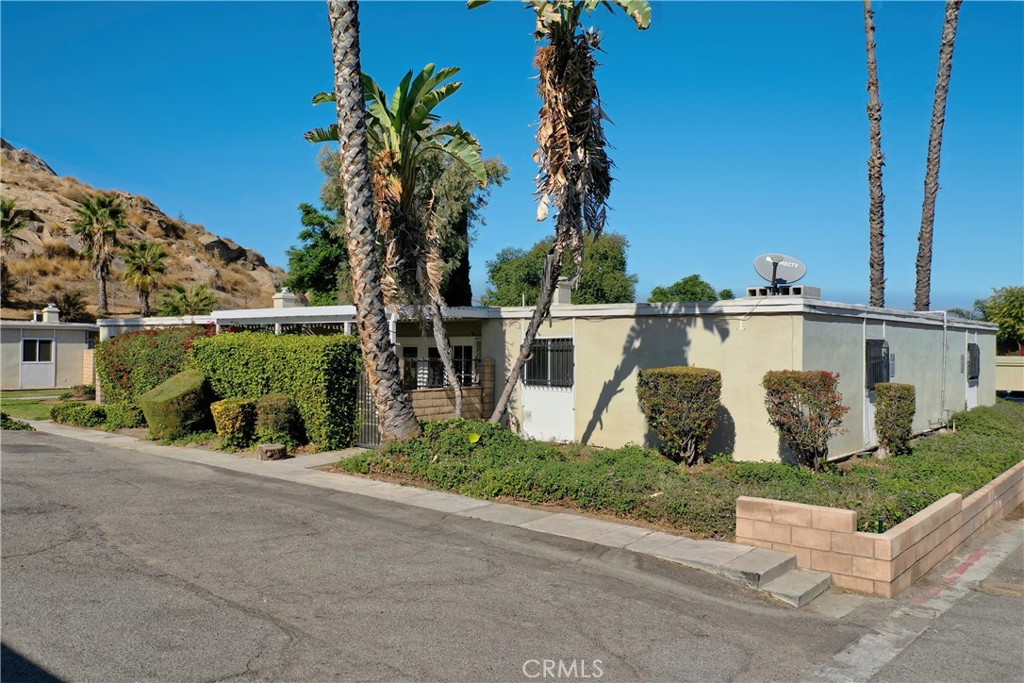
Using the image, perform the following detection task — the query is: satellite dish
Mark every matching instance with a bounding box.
[754,253,807,293]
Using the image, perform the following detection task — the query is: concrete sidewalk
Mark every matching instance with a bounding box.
[19,419,831,606]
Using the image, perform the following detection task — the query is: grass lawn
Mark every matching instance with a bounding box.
[0,389,62,399]
[1,398,59,421]
[338,401,1024,539]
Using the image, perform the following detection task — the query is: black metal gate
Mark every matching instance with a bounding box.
[356,372,381,448]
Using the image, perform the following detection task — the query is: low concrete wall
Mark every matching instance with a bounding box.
[996,355,1024,393]
[736,460,1024,597]
[408,359,495,422]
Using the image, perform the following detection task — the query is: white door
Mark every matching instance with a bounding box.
[21,337,56,389]
[520,337,575,442]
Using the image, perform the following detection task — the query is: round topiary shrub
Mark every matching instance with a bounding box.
[138,369,212,441]
[762,370,850,470]
[636,366,722,465]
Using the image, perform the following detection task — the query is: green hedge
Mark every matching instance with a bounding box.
[1,412,35,431]
[875,383,916,456]
[51,402,107,427]
[763,370,850,470]
[211,398,257,450]
[138,369,212,441]
[95,325,214,428]
[636,366,721,465]
[256,394,303,447]
[188,333,361,450]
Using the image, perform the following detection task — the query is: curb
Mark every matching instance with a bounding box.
[19,419,830,607]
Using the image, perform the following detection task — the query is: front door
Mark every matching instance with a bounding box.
[520,337,575,442]
[21,337,56,389]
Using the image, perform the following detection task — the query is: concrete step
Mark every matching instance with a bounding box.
[719,547,797,588]
[761,569,833,607]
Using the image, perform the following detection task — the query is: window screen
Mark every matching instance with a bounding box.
[866,339,890,389]
[967,343,980,381]
[38,340,53,362]
[523,338,574,388]
[22,340,37,362]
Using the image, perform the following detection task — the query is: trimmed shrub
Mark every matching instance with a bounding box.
[762,370,850,470]
[255,394,303,447]
[1,412,35,431]
[95,325,214,428]
[50,402,107,427]
[103,402,144,432]
[636,366,721,465]
[211,398,257,450]
[188,333,360,450]
[138,370,212,441]
[875,383,916,456]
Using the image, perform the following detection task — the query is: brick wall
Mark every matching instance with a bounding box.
[82,349,95,386]
[736,460,1024,597]
[408,359,495,422]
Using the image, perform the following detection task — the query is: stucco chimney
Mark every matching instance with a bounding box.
[553,277,572,306]
[272,287,299,309]
[41,303,60,323]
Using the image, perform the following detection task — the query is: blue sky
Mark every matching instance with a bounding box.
[2,1,1021,310]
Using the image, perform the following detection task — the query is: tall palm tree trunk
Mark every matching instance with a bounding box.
[426,298,464,416]
[490,245,564,423]
[97,271,109,316]
[139,289,151,317]
[328,0,420,442]
[915,0,963,312]
[864,0,886,308]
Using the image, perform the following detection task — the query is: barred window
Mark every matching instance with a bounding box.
[967,343,980,381]
[523,338,573,388]
[866,339,889,389]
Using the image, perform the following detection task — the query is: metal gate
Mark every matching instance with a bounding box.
[356,372,381,448]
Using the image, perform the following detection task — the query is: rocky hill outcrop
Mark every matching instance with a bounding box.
[1,140,284,318]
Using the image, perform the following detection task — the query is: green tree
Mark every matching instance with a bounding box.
[284,203,352,306]
[864,0,886,307]
[54,290,96,323]
[983,286,1024,355]
[470,0,651,422]
[308,63,489,417]
[73,194,125,316]
[1,196,31,255]
[915,0,963,311]
[324,0,420,442]
[482,233,636,306]
[122,241,168,316]
[649,274,732,303]
[157,284,219,316]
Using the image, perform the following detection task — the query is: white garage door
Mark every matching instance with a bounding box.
[21,336,56,389]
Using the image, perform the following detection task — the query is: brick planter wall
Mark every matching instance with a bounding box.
[736,460,1024,597]
[407,359,495,422]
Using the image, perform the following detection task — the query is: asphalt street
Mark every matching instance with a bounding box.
[1,430,1021,682]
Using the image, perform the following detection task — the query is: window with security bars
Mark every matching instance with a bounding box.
[523,338,574,387]
[967,343,980,381]
[866,339,890,389]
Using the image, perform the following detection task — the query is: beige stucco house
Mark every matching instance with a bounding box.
[98,287,998,462]
[1,305,98,390]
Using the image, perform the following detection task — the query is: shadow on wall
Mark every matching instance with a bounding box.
[580,310,730,450]
[706,405,736,456]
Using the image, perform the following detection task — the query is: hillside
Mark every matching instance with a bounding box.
[1,139,284,319]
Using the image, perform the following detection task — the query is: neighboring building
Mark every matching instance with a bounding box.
[97,287,998,462]
[1,304,99,389]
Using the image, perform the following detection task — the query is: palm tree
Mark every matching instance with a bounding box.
[915,0,963,311]
[470,0,651,423]
[1,196,32,256]
[122,241,168,316]
[864,0,886,308]
[73,194,125,315]
[325,0,420,442]
[307,64,488,416]
[157,283,219,316]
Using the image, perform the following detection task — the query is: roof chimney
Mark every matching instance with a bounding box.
[272,287,299,309]
[41,303,60,323]
[553,277,572,307]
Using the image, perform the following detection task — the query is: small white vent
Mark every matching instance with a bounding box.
[745,285,821,298]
